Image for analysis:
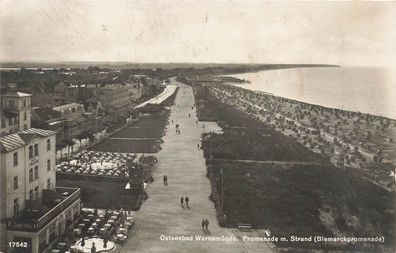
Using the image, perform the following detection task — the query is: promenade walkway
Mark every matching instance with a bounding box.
[120,80,272,252]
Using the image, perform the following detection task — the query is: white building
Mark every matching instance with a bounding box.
[0,92,32,136]
[53,103,86,120]
[0,128,81,252]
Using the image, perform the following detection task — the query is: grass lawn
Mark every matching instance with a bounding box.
[208,161,394,251]
[57,178,141,210]
[89,110,170,153]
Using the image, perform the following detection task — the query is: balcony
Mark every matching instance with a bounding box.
[7,187,80,232]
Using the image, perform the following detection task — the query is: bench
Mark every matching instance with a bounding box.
[236,223,252,230]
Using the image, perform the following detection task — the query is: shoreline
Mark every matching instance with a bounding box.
[179,75,396,121]
[232,82,396,121]
[227,67,396,120]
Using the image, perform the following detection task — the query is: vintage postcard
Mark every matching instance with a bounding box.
[0,1,395,252]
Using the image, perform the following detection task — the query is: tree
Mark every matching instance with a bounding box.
[75,132,87,149]
[63,139,76,156]
[56,141,67,160]
[87,132,95,144]
[87,66,101,73]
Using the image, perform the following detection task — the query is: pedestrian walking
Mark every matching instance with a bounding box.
[185,196,189,207]
[197,143,200,149]
[205,219,209,230]
[180,197,184,206]
[188,113,190,118]
[201,219,205,229]
[163,175,167,185]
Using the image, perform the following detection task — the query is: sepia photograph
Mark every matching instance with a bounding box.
[0,0,395,252]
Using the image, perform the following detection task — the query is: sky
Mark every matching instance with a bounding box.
[0,0,395,66]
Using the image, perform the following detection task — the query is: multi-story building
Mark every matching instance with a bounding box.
[31,103,96,143]
[0,91,81,253]
[94,83,140,113]
[0,92,32,136]
[52,82,143,110]
[53,103,85,121]
[53,83,96,106]
[0,128,81,253]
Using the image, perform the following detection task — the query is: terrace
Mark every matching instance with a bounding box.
[7,187,80,232]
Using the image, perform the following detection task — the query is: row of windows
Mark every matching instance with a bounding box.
[0,112,28,128]
[3,99,30,109]
[13,160,51,190]
[28,186,39,200]
[8,117,18,125]
[60,106,83,115]
[13,139,52,166]
[14,174,52,191]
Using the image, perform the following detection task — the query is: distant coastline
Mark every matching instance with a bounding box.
[228,67,396,120]
[0,62,339,71]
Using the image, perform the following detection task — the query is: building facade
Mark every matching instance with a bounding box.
[0,91,81,253]
[0,128,81,253]
[0,92,32,136]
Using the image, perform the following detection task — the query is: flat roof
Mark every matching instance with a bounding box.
[53,103,84,111]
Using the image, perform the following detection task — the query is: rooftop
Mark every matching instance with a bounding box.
[0,128,55,153]
[53,103,84,112]
[32,107,62,122]
[1,91,32,98]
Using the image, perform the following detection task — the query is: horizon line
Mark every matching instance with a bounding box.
[0,61,340,66]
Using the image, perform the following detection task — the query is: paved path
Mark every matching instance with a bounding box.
[120,80,273,252]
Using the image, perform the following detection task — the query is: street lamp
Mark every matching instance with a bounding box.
[220,168,224,213]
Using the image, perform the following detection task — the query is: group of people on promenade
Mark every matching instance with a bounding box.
[201,219,210,231]
[180,196,190,208]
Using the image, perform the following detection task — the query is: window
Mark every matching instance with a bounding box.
[47,159,51,171]
[23,100,27,108]
[34,166,39,180]
[13,152,18,166]
[9,118,12,125]
[34,186,39,199]
[13,198,19,217]
[29,146,33,159]
[47,139,51,151]
[29,190,33,200]
[29,168,33,183]
[24,111,27,121]
[47,178,51,189]
[1,118,5,127]
[34,144,39,157]
[13,176,18,190]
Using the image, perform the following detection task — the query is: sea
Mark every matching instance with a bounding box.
[229,67,396,120]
